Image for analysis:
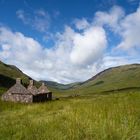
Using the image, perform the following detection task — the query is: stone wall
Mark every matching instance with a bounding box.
[2,93,33,103]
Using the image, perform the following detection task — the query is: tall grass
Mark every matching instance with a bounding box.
[0,92,140,140]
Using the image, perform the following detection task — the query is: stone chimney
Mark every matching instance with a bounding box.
[29,80,34,86]
[16,78,21,84]
[42,82,45,86]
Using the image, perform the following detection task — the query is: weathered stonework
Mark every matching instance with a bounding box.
[1,78,52,103]
[2,93,32,103]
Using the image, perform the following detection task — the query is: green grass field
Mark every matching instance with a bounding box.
[0,91,140,140]
[0,61,140,139]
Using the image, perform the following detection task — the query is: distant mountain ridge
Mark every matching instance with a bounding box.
[71,63,140,95]
[42,80,81,90]
[88,64,140,82]
[0,60,140,95]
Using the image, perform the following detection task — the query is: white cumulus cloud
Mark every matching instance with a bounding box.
[117,6,140,51]
[1,5,140,83]
[94,5,125,31]
[70,26,107,66]
[0,25,107,83]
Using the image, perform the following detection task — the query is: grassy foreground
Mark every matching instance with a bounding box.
[0,92,140,140]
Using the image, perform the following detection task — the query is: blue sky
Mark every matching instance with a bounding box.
[0,0,140,83]
[0,0,139,46]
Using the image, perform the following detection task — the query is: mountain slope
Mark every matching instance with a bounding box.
[0,61,34,93]
[1,60,140,96]
[0,61,58,95]
[70,64,140,95]
[42,81,81,90]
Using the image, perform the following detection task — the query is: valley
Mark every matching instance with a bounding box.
[0,61,140,139]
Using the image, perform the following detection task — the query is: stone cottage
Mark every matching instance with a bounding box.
[28,80,52,102]
[1,78,52,103]
[27,80,38,95]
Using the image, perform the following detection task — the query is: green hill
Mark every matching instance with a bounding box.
[69,64,140,95]
[0,61,39,94]
[0,61,140,139]
[1,60,140,96]
[42,81,81,90]
[0,61,65,96]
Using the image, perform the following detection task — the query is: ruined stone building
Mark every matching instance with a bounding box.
[1,78,52,103]
[28,80,52,102]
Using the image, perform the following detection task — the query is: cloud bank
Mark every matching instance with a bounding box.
[0,5,140,83]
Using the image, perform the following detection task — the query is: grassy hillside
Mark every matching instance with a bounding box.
[0,92,140,140]
[1,61,140,97]
[0,61,41,94]
[0,62,140,139]
[0,61,30,81]
[0,61,28,93]
[0,61,63,96]
[43,81,81,90]
[64,64,140,96]
[0,60,31,84]
[0,61,67,96]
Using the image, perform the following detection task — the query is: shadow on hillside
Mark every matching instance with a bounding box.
[102,87,140,94]
[0,74,15,88]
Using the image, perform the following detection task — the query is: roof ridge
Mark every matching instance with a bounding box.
[7,82,31,94]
